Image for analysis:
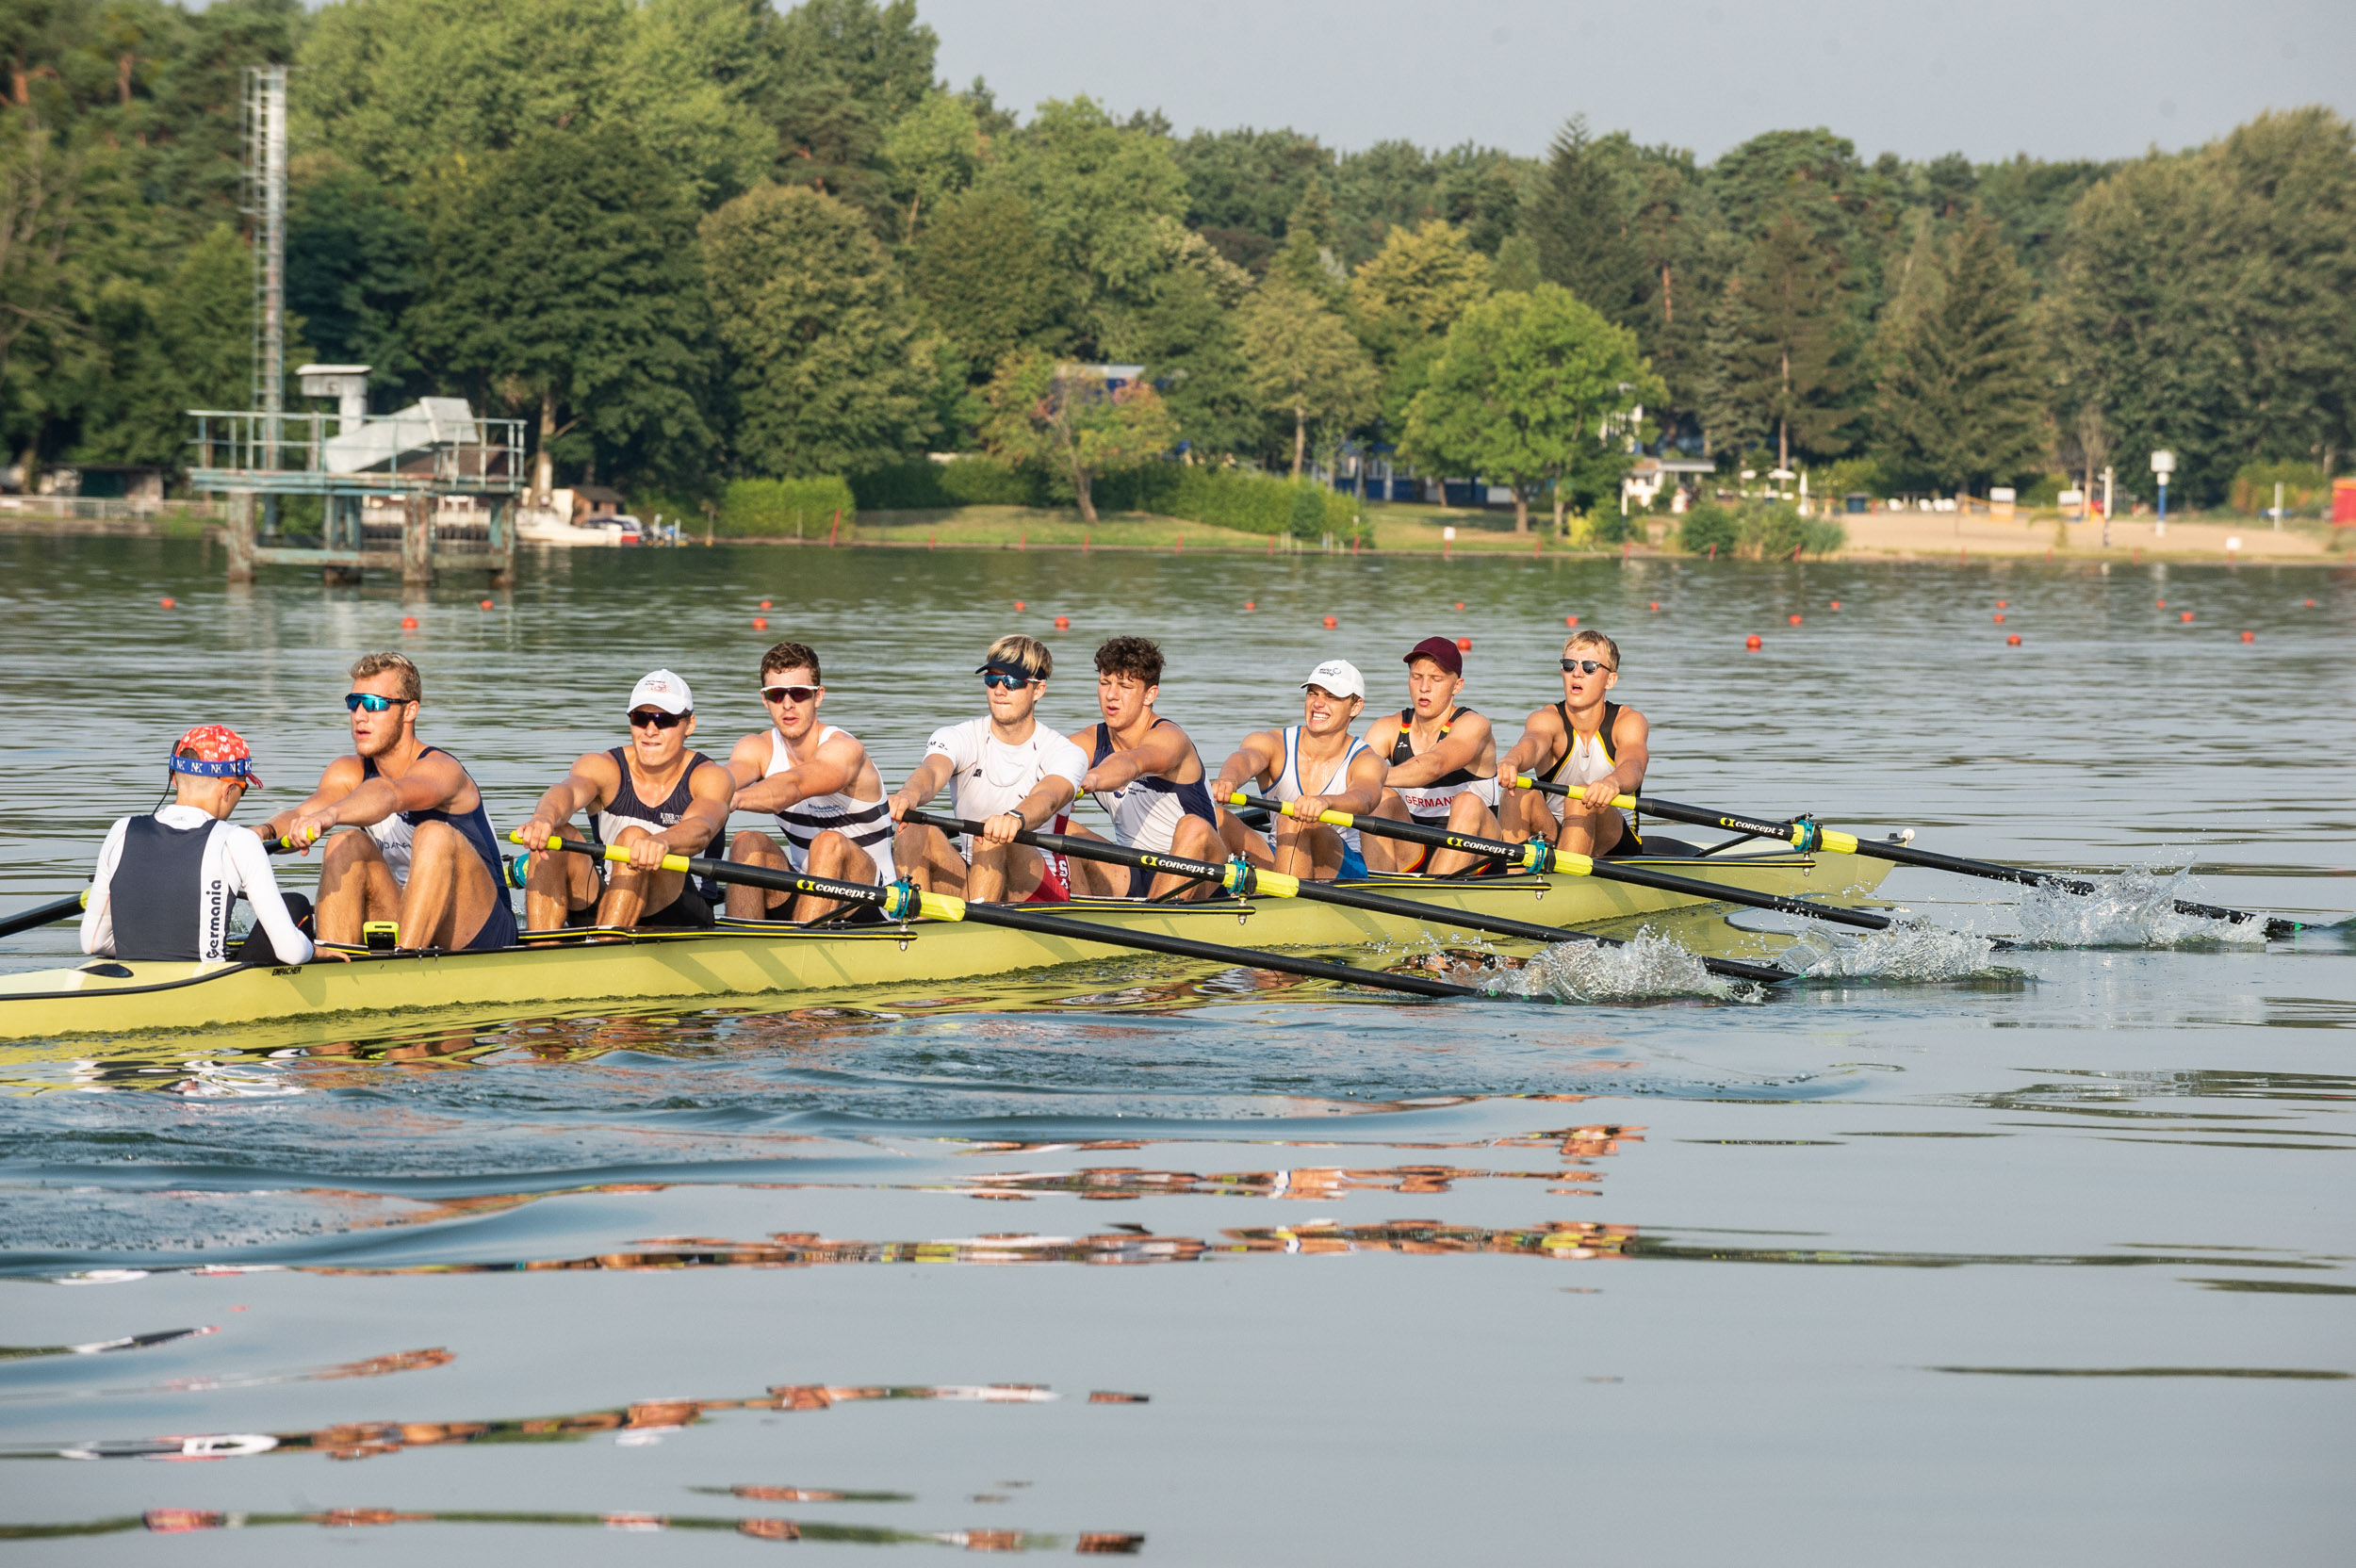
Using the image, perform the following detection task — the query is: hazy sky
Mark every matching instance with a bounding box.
[924,0,2354,165]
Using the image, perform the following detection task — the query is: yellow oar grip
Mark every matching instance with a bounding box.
[1252,869,1302,898]
[507,829,692,874]
[1507,775,1637,810]
[917,890,967,923]
[1818,828,1859,855]
[1555,850,1595,875]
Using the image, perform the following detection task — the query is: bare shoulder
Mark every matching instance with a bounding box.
[317,754,368,793]
[1521,702,1567,735]
[1612,704,1650,742]
[690,754,737,799]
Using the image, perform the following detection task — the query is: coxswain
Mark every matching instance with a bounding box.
[1360,634,1501,875]
[887,635,1088,903]
[722,640,894,923]
[1213,659,1387,881]
[515,670,733,929]
[262,652,518,951]
[1495,629,1651,856]
[1061,636,1221,900]
[83,726,318,965]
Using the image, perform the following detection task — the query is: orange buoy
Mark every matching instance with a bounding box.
[1745,634,1762,650]
[2239,630,2255,643]
[1648,601,1660,612]
[1829,600,1841,610]
[2156,599,2166,609]
[2180,610,2194,622]
[479,598,494,611]
[1455,637,1471,652]
[1996,599,2007,609]
[1244,601,1255,611]
[1454,600,1464,611]
[753,616,768,630]
[401,615,418,630]
[1788,613,1803,626]
[1564,614,1579,628]
[159,596,175,609]
[1054,614,1070,630]
[1322,615,1337,629]
[760,598,772,610]
[1993,612,2005,623]
[1014,600,1025,612]
[2006,633,2022,646]
[2305,598,2318,608]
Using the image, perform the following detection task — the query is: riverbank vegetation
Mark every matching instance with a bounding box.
[4,0,2350,528]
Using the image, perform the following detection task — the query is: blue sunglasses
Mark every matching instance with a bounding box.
[981,671,1034,691]
[345,693,415,712]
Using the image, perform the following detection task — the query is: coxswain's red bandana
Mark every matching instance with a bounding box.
[170,724,265,789]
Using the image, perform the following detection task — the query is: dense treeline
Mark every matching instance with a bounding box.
[4,0,2351,515]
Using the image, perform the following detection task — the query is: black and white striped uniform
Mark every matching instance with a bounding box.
[761,727,894,881]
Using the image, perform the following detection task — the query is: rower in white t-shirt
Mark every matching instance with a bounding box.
[887,634,1088,904]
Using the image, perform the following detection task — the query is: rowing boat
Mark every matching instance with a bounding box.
[0,844,1887,1038]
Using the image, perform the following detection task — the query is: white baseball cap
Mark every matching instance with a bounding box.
[1301,659,1366,701]
[629,669,694,714]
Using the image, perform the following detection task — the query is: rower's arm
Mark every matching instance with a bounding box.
[1332,748,1391,817]
[662,760,737,857]
[1496,706,1566,783]
[1009,772,1077,832]
[516,754,615,850]
[729,733,859,815]
[1599,709,1650,797]
[1214,731,1283,796]
[258,758,364,843]
[1384,712,1495,789]
[78,817,131,956]
[887,755,956,820]
[1079,721,1192,794]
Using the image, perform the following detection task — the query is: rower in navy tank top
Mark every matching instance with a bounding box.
[1060,637,1222,900]
[517,670,735,931]
[264,652,518,951]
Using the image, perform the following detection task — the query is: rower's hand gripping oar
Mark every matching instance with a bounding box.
[901,808,1798,986]
[1507,776,2315,939]
[1228,792,1903,936]
[513,831,1533,1003]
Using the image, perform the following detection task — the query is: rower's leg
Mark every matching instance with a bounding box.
[1152,813,1223,901]
[400,819,504,949]
[791,829,879,923]
[1427,792,1504,877]
[892,823,967,895]
[1358,790,1416,874]
[1498,786,1552,845]
[597,825,685,927]
[966,841,1045,904]
[1057,824,1126,898]
[313,831,398,945]
[1556,801,1626,858]
[524,843,597,931]
[1274,819,1348,881]
[1216,806,1275,869]
[727,830,793,920]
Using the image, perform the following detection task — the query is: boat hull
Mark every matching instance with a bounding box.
[0,852,1885,1038]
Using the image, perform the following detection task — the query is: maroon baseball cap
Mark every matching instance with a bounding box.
[1403,635,1463,677]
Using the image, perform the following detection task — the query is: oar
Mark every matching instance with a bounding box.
[0,891,88,941]
[1510,776,2315,939]
[514,832,1520,1003]
[904,808,1798,986]
[1227,791,1904,936]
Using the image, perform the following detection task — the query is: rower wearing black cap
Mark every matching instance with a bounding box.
[1361,634,1501,876]
[83,725,319,965]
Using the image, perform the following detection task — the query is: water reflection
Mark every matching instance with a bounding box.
[4,1510,1144,1551]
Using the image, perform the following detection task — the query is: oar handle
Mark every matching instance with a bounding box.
[900,808,1246,894]
[1507,774,1636,811]
[0,890,90,941]
[510,831,935,921]
[1224,791,1555,874]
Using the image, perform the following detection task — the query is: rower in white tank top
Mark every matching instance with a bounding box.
[763,726,895,881]
[1272,725,1371,857]
[1544,699,1627,824]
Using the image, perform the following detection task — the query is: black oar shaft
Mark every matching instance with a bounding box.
[1231,792,1893,934]
[906,808,1797,987]
[527,833,1497,1002]
[0,893,87,942]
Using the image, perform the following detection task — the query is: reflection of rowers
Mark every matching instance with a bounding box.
[260,653,516,951]
[515,670,732,929]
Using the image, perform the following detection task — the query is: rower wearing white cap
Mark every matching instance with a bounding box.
[1213,659,1388,882]
[515,669,733,930]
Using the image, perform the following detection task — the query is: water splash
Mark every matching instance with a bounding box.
[1458,928,1750,1004]
[2016,865,2270,949]
[1788,923,2000,983]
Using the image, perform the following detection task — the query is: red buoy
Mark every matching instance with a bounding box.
[759,598,772,610]
[1454,600,1464,611]
[1244,601,1255,611]
[1014,600,1025,612]
[2305,598,2318,608]
[1648,601,1660,612]
[401,615,418,630]
[1455,637,1472,652]
[1996,599,2007,609]
[2240,629,2255,643]
[753,616,768,630]
[159,596,175,609]
[1564,614,1579,628]
[1054,614,1070,629]
[1829,600,1841,610]
[1322,615,1337,629]
[1788,613,1804,626]
[2180,610,2194,623]
[2156,599,2167,609]
[479,598,494,611]
[2006,633,2022,646]
[1993,612,2005,623]
[1745,634,1762,650]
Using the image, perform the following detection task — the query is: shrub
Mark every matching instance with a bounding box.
[2016,472,2068,508]
[1677,501,1841,558]
[715,476,858,536]
[848,459,1047,509]
[1677,504,1740,555]
[849,458,1372,544]
[2229,461,2330,515]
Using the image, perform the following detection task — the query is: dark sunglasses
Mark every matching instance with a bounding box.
[345,693,414,712]
[761,684,820,704]
[1561,658,1614,675]
[627,709,688,730]
[981,672,1034,691]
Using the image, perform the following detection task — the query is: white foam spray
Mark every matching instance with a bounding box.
[2015,865,2270,949]
[1457,928,1753,1004]
[1787,923,1999,982]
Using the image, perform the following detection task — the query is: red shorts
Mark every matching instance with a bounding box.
[1022,813,1071,904]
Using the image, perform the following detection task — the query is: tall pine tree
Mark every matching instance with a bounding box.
[1526,117,1646,330]
[1703,214,1855,469]
[1873,215,2047,494]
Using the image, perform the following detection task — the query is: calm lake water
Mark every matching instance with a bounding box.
[1,532,2350,1563]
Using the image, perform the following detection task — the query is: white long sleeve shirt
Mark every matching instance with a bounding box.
[80,805,315,965]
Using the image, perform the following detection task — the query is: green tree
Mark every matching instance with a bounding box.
[1873,215,2047,493]
[908,188,1068,381]
[1172,124,1331,254]
[701,182,938,476]
[1237,281,1380,479]
[1099,245,1258,458]
[879,89,982,243]
[1347,218,1493,441]
[1402,284,1659,533]
[978,351,1176,523]
[980,96,1187,333]
[417,122,714,495]
[761,0,938,226]
[1704,213,1855,469]
[1526,116,1646,328]
[286,165,429,396]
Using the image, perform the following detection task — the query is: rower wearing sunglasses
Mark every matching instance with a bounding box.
[263,652,518,950]
[83,725,318,966]
[721,640,894,922]
[516,670,732,930]
[1494,629,1652,858]
[887,635,1088,903]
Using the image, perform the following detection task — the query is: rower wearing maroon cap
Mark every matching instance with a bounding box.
[82,726,319,966]
[1361,634,1501,876]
